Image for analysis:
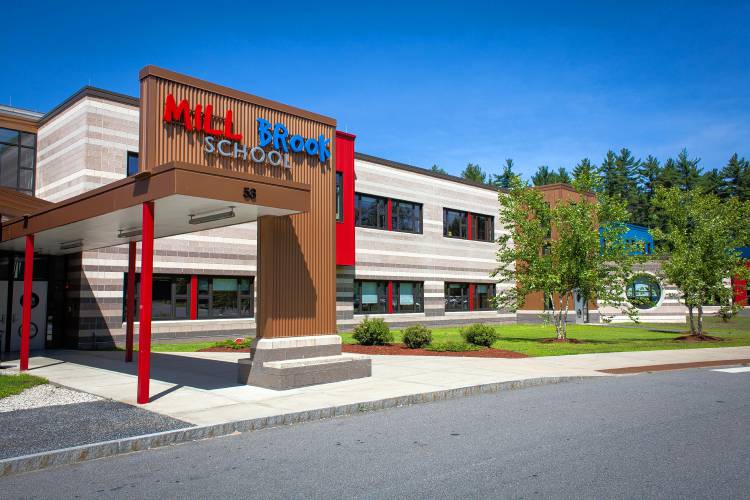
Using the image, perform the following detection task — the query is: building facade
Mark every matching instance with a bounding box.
[2,81,741,353]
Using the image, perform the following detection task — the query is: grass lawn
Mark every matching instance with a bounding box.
[0,373,48,399]
[339,316,750,357]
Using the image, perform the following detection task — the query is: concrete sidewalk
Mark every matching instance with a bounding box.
[5,346,750,426]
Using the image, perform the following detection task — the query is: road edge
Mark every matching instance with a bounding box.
[0,375,585,478]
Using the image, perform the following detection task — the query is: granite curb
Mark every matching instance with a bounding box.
[0,375,585,478]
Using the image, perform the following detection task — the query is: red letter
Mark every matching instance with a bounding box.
[194,104,203,131]
[203,105,223,136]
[224,110,243,141]
[163,94,192,131]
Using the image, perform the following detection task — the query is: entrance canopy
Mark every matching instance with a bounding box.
[0,162,310,254]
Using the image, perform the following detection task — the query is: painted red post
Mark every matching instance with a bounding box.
[19,234,34,371]
[387,281,394,314]
[467,212,473,240]
[137,201,155,404]
[125,241,136,362]
[387,199,393,231]
[469,283,475,311]
[190,275,198,320]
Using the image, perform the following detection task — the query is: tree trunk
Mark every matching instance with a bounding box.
[688,305,696,336]
[697,305,704,336]
[561,293,570,340]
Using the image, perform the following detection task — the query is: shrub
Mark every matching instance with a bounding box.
[212,337,253,350]
[460,323,499,347]
[402,324,432,349]
[425,341,481,352]
[352,318,393,346]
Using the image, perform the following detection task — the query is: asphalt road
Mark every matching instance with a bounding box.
[2,367,749,499]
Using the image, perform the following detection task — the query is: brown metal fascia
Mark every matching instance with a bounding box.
[139,65,337,127]
[1,162,311,242]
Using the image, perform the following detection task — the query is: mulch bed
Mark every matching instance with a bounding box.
[342,343,528,358]
[598,359,750,374]
[673,334,724,342]
[199,347,250,352]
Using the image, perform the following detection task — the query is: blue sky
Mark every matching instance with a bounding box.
[2,1,748,179]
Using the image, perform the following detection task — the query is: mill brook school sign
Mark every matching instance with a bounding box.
[162,94,332,167]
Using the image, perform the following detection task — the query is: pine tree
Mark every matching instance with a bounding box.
[673,149,702,191]
[658,157,681,189]
[461,163,487,183]
[720,153,750,201]
[531,166,556,186]
[556,167,572,184]
[431,164,447,175]
[700,168,723,197]
[636,155,662,228]
[491,158,517,189]
[600,150,618,198]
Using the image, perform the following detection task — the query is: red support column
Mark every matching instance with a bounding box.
[387,199,393,231]
[387,281,394,314]
[137,201,155,404]
[190,275,198,320]
[467,212,473,240]
[125,241,136,362]
[19,235,34,371]
[469,283,475,311]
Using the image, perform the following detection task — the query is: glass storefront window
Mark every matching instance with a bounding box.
[393,281,424,313]
[353,280,387,314]
[445,282,469,311]
[474,284,496,310]
[626,274,662,309]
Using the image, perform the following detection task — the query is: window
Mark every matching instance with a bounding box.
[127,151,139,177]
[198,276,254,319]
[471,213,494,242]
[445,282,470,311]
[626,274,662,309]
[335,172,343,222]
[391,199,422,233]
[544,292,553,311]
[443,209,468,239]
[0,127,36,195]
[127,274,190,321]
[393,281,424,313]
[474,284,496,310]
[353,280,387,314]
[355,193,387,229]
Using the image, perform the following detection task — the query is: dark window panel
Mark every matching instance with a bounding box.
[443,209,468,239]
[0,147,19,187]
[20,132,36,148]
[0,128,18,145]
[127,151,139,177]
[19,147,34,169]
[18,168,33,191]
[355,193,387,229]
[445,282,470,311]
[392,200,422,233]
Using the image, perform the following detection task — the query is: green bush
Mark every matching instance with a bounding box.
[352,318,393,346]
[460,323,499,347]
[425,341,482,352]
[402,324,432,349]
[212,337,253,350]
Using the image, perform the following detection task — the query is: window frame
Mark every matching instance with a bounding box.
[444,282,470,312]
[126,151,139,177]
[443,208,469,239]
[391,198,423,234]
[473,283,496,311]
[353,279,388,314]
[354,192,388,230]
[0,127,36,195]
[335,171,344,222]
[198,276,254,319]
[625,274,662,310]
[471,213,495,242]
[392,281,424,313]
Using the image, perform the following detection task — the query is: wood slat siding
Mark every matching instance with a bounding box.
[139,67,336,339]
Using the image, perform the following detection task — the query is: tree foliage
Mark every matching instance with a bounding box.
[461,163,487,183]
[651,188,750,336]
[531,165,571,186]
[492,176,637,339]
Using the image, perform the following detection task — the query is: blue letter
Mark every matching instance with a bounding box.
[289,135,305,153]
[317,134,331,163]
[273,123,289,153]
[257,118,272,147]
[304,137,319,156]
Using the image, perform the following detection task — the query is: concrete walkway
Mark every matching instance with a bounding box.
[5,346,750,426]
